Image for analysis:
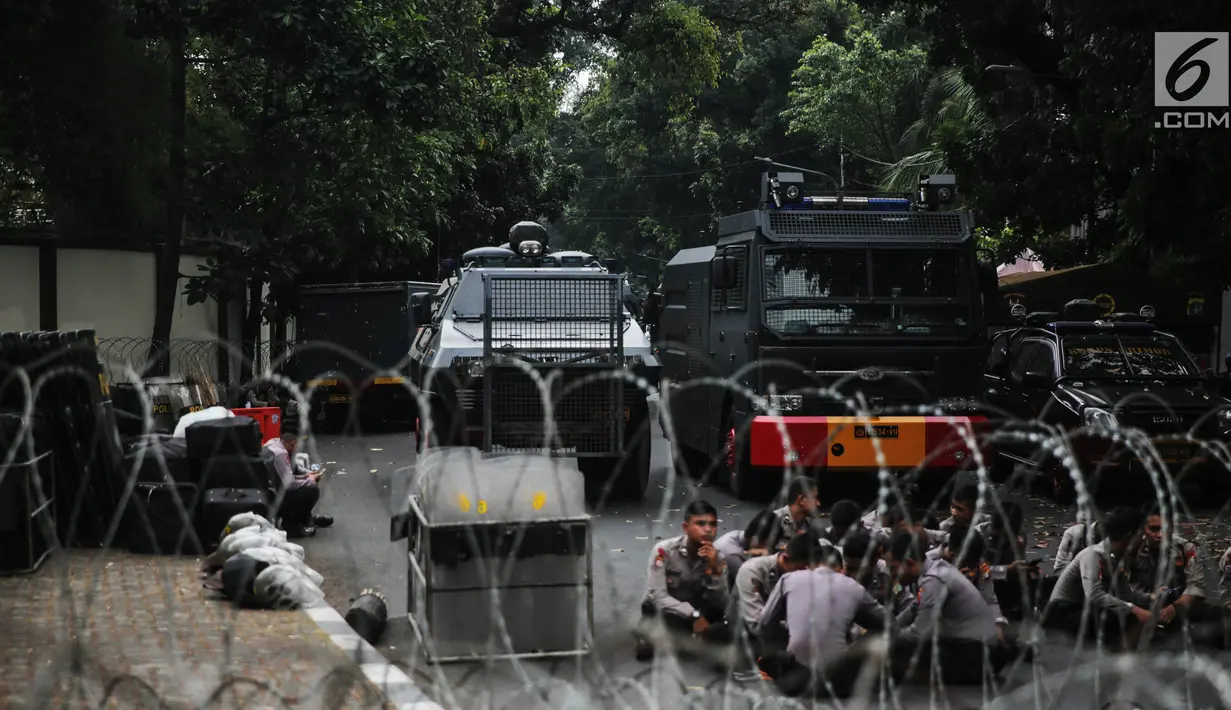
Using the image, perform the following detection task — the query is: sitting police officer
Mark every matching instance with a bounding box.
[714,509,778,585]
[1041,507,1154,651]
[888,529,1003,685]
[1128,503,1216,637]
[635,500,730,659]
[757,535,889,698]
[769,476,822,551]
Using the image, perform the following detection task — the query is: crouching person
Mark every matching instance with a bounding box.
[728,529,821,672]
[756,541,890,698]
[887,530,1006,685]
[262,417,333,538]
[635,501,731,660]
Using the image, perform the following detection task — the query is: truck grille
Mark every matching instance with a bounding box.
[486,367,623,455]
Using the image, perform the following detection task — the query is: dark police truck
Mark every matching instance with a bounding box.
[654,164,1000,499]
[291,281,438,429]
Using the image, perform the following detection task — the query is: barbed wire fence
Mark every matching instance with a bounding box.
[2,334,1231,709]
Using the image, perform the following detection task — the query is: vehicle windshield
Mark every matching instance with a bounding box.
[1061,335,1199,377]
[761,247,969,336]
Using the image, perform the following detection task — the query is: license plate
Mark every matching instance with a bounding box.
[373,376,405,385]
[1154,443,1197,462]
[826,417,925,468]
[854,425,899,439]
[328,395,353,403]
[309,379,337,387]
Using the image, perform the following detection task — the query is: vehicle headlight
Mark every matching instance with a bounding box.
[1083,407,1118,432]
[936,396,980,413]
[754,394,803,412]
[453,357,484,378]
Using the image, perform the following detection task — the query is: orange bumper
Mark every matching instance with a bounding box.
[747,415,989,469]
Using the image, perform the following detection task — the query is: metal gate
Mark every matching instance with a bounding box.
[482,273,625,456]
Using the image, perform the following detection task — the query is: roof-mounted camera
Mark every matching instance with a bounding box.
[917,174,956,211]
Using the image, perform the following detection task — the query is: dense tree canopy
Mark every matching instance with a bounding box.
[1,0,1228,347]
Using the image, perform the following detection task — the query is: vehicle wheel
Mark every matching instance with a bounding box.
[612,435,652,502]
[724,425,760,501]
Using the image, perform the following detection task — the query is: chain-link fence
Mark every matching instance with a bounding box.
[4,331,1231,709]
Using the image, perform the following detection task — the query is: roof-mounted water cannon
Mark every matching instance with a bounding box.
[917,174,956,211]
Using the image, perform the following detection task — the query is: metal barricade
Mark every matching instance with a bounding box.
[391,447,593,662]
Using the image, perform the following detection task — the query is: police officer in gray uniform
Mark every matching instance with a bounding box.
[887,529,1003,685]
[636,500,730,659]
[1127,504,1214,633]
[1041,507,1154,651]
[1053,518,1103,574]
[730,531,817,634]
[768,477,822,551]
[757,540,888,697]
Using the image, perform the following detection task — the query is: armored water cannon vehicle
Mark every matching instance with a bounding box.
[408,221,660,505]
[653,162,1001,499]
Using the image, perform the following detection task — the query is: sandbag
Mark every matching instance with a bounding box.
[254,564,325,610]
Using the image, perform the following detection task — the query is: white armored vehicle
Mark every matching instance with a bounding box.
[408,221,660,504]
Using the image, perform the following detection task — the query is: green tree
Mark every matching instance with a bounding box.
[902,0,1231,284]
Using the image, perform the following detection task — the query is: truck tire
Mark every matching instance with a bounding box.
[612,434,651,502]
[724,425,760,501]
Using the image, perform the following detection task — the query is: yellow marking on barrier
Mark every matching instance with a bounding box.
[309,378,338,387]
[477,500,488,515]
[458,493,471,512]
[532,492,546,510]
[373,376,405,385]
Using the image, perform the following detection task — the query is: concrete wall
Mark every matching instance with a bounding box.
[0,245,39,332]
[0,244,229,382]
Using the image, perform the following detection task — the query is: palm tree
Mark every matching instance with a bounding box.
[879,67,988,192]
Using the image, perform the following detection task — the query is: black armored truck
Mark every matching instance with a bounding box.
[654,164,1000,499]
[408,221,661,504]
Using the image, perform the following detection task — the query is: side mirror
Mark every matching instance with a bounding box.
[603,257,620,273]
[643,295,661,327]
[711,256,739,290]
[410,292,432,325]
[1021,371,1051,389]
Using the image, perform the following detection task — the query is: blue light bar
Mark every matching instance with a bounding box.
[796,196,911,211]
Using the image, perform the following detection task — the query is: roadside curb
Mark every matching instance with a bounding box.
[303,603,444,710]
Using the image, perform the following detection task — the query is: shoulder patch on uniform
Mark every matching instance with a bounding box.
[654,546,668,568]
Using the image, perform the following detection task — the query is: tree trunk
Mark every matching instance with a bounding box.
[147,8,187,376]
[240,278,263,385]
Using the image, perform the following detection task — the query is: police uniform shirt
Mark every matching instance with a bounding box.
[899,546,1006,627]
[770,505,820,551]
[757,566,888,671]
[897,557,997,645]
[715,530,746,560]
[1128,535,1205,601]
[643,535,730,619]
[940,513,992,533]
[1053,522,1101,574]
[729,552,784,629]
[1219,546,1231,607]
[1048,541,1153,613]
[860,510,945,549]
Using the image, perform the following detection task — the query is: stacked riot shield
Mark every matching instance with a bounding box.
[0,330,128,549]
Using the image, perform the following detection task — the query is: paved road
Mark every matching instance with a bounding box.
[299,421,1231,709]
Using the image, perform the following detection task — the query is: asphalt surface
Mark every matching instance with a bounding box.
[299,416,1231,710]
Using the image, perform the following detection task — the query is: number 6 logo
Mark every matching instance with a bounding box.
[1155,33,1229,108]
[1167,37,1218,102]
